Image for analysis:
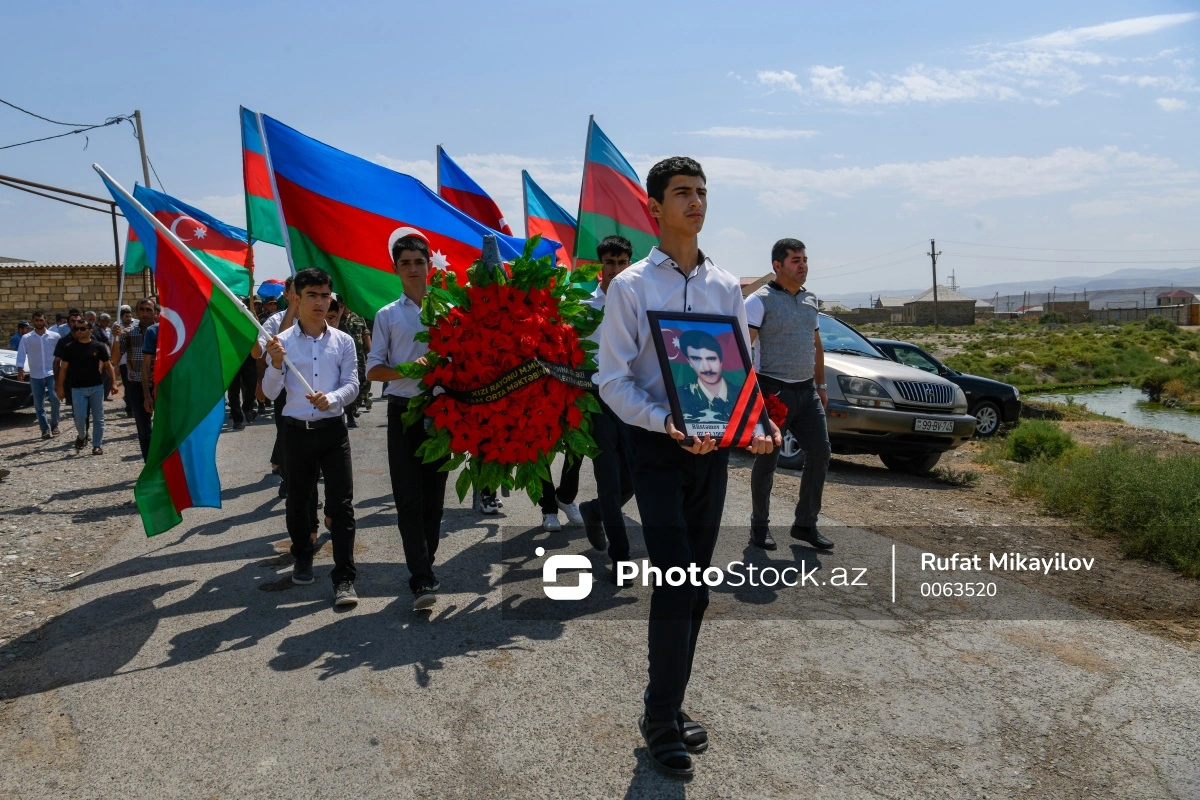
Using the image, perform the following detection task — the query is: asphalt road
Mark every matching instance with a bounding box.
[1,407,1198,799]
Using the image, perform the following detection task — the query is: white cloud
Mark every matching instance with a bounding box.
[1068,187,1200,217]
[1020,13,1198,48]
[757,13,1199,106]
[700,146,1186,211]
[687,126,818,140]
[1156,97,1189,112]
[716,227,748,240]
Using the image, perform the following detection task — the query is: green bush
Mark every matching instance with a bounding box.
[1039,311,1068,324]
[1005,419,1075,462]
[1144,315,1178,332]
[1136,367,1174,402]
[1011,443,1200,577]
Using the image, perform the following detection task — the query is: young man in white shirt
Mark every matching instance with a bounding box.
[263,268,361,608]
[15,310,61,439]
[366,235,448,613]
[598,157,780,779]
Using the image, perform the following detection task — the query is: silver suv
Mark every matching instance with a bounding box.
[775,315,976,474]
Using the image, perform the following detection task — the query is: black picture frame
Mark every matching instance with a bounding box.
[647,311,769,447]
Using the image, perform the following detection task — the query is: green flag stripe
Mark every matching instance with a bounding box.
[194,251,252,296]
[287,227,402,322]
[248,194,285,246]
[575,212,659,263]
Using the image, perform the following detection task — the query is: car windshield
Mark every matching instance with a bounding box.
[892,345,942,374]
[817,315,886,359]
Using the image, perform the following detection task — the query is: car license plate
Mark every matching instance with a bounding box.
[914,418,954,433]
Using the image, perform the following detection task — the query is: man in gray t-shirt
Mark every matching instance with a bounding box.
[744,237,833,551]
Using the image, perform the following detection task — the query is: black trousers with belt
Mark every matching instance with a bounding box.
[588,397,634,562]
[388,398,449,593]
[282,416,356,585]
[627,425,729,722]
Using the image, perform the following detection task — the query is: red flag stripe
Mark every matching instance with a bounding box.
[162,450,194,514]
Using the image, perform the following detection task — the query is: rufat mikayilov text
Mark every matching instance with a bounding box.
[921,552,1096,575]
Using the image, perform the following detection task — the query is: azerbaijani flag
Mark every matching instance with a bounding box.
[574,117,658,266]
[131,185,253,297]
[124,226,149,274]
[522,171,576,269]
[259,114,560,321]
[99,168,259,537]
[437,145,513,235]
[241,106,284,247]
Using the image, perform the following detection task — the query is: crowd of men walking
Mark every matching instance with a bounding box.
[11,155,834,781]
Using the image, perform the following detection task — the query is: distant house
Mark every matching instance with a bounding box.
[874,295,915,310]
[903,285,977,326]
[740,274,772,297]
[1157,289,1197,306]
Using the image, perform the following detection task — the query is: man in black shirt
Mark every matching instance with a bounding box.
[56,322,117,454]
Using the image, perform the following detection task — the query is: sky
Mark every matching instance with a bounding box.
[1,0,1198,302]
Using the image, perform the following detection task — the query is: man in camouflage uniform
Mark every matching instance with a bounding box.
[339,304,372,426]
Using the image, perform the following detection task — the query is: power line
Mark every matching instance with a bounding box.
[0,97,96,127]
[939,238,1200,253]
[942,252,1198,265]
[824,241,926,271]
[828,254,926,279]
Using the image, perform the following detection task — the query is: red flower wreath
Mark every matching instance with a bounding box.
[397,236,602,503]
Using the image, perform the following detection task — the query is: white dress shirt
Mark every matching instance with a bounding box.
[585,287,607,384]
[366,293,427,399]
[262,322,359,420]
[15,329,60,379]
[598,247,749,433]
[257,308,288,351]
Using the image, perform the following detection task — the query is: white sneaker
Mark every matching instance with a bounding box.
[542,513,562,532]
[480,497,502,515]
[557,501,584,526]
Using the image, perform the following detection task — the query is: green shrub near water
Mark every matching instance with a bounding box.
[1005,419,1076,462]
[1012,443,1200,578]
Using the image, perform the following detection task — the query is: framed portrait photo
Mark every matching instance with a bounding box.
[647,311,770,447]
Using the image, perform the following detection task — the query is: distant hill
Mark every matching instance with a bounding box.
[826,264,1200,309]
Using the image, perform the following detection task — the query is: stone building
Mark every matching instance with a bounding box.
[902,285,977,326]
[0,261,137,335]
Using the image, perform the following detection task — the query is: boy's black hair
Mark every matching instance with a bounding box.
[328,298,341,312]
[646,157,706,202]
[596,235,633,260]
[294,267,333,294]
[391,235,431,263]
[771,238,806,266]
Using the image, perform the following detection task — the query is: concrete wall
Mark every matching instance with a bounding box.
[1091,304,1200,325]
[1042,301,1091,323]
[835,308,893,325]
[0,264,137,336]
[903,300,975,326]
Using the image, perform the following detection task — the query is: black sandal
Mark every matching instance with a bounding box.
[639,714,693,779]
[678,711,708,753]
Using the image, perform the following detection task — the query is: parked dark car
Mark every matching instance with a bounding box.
[869,338,1021,437]
[771,315,977,475]
[0,349,34,414]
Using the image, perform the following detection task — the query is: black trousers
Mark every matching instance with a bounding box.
[124,381,153,461]
[282,418,355,584]
[271,390,286,468]
[539,458,582,515]
[628,425,729,721]
[227,356,257,425]
[751,377,830,528]
[586,397,635,562]
[119,365,132,413]
[388,399,449,592]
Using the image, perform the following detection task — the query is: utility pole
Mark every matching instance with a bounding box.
[928,238,941,330]
[132,109,156,296]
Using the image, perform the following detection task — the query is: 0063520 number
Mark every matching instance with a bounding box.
[920,582,997,598]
